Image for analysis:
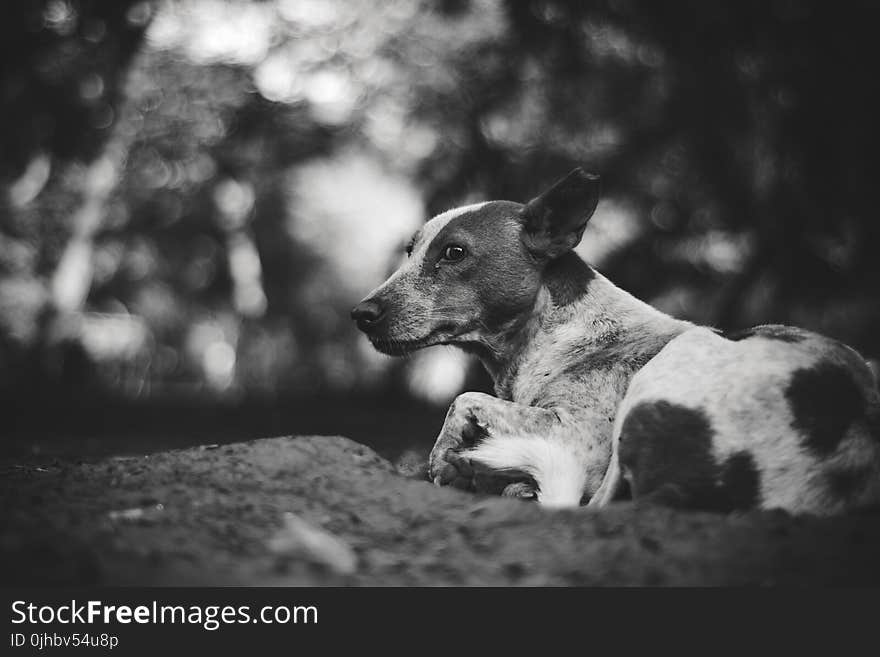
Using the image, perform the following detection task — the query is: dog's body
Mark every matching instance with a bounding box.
[352,169,880,514]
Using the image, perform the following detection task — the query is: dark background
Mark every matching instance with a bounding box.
[2,0,879,464]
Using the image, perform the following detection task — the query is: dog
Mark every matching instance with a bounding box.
[352,168,880,514]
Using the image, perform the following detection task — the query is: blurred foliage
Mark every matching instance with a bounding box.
[1,0,879,419]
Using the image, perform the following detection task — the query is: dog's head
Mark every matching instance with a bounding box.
[351,168,600,356]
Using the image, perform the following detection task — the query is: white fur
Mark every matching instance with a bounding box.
[463,435,587,508]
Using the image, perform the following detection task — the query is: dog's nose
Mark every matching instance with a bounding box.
[351,299,385,331]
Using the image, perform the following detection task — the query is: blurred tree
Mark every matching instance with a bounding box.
[0,0,155,398]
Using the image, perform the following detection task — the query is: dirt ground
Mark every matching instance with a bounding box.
[2,434,880,586]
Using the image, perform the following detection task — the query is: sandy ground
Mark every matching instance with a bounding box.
[2,435,879,586]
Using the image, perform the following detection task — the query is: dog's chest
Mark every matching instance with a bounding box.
[499,318,669,418]
[502,326,599,406]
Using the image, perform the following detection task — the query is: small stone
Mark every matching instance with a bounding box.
[267,512,357,576]
[107,504,164,522]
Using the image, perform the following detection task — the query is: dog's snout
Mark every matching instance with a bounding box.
[351,299,386,331]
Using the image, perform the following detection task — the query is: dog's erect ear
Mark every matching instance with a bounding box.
[520,168,600,259]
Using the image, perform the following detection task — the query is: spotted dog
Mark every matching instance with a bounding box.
[351,168,880,514]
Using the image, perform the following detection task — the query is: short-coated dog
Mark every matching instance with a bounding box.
[352,168,880,514]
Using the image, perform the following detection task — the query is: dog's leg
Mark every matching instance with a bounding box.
[428,391,560,489]
[587,432,623,507]
[587,454,620,507]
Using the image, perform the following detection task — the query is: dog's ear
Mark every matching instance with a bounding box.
[520,168,600,259]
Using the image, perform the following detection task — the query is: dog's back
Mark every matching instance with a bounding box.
[589,324,880,514]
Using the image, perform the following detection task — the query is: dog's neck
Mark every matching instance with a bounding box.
[464,254,691,400]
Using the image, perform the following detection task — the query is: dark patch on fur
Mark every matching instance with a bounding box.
[424,203,594,315]
[618,402,716,505]
[543,251,595,306]
[419,201,544,334]
[786,361,865,456]
[423,201,524,275]
[618,401,761,512]
[719,451,761,509]
[722,324,809,343]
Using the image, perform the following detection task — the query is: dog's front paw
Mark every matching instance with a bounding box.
[428,393,488,489]
[429,427,480,489]
[430,449,476,490]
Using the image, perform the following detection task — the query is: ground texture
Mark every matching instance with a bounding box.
[2,435,880,586]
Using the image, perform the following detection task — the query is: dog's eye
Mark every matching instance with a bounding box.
[442,245,467,262]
